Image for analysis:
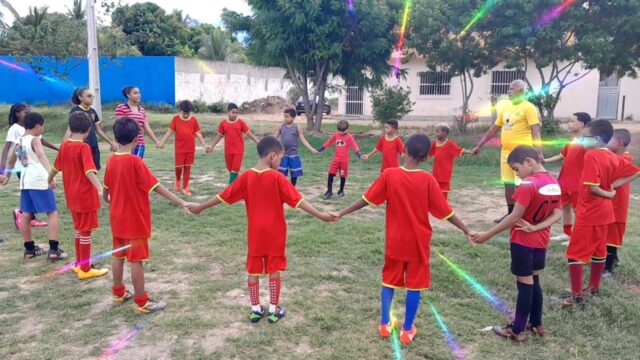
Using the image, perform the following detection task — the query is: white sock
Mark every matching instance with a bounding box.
[251,304,262,312]
[269,304,277,314]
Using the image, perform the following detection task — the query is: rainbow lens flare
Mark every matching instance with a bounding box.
[427,300,465,360]
[537,0,577,28]
[459,0,499,37]
[100,321,147,359]
[393,0,412,78]
[41,245,131,279]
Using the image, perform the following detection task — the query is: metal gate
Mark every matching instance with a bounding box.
[596,73,620,120]
[345,86,364,115]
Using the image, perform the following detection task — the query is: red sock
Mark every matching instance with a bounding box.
[112,283,126,297]
[568,263,584,298]
[183,166,191,189]
[175,166,183,182]
[248,280,260,306]
[269,277,281,306]
[78,231,92,272]
[133,292,149,307]
[563,224,573,237]
[589,260,606,293]
[74,232,80,264]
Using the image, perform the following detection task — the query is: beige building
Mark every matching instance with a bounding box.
[337,57,640,121]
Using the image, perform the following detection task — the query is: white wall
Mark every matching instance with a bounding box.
[619,77,640,121]
[174,58,294,104]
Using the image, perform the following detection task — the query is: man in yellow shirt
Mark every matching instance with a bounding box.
[471,80,542,222]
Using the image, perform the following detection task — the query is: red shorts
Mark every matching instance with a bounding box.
[438,181,451,192]
[112,237,150,262]
[328,159,349,178]
[566,224,608,263]
[246,255,287,275]
[561,189,579,208]
[607,222,627,247]
[382,256,430,290]
[175,152,195,167]
[225,153,243,173]
[70,211,98,232]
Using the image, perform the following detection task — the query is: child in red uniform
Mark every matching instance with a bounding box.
[564,120,640,308]
[473,145,562,342]
[49,112,109,280]
[428,124,471,199]
[543,112,591,239]
[605,129,637,274]
[333,133,473,345]
[158,100,211,196]
[210,103,259,184]
[188,136,333,323]
[104,117,192,313]
[317,120,363,199]
[363,119,404,172]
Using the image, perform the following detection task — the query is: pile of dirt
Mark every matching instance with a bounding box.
[240,96,294,114]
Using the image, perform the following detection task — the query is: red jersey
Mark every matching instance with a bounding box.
[53,140,100,213]
[218,119,250,155]
[363,167,453,263]
[375,135,404,172]
[613,152,636,223]
[169,115,201,153]
[558,142,586,193]
[217,168,303,257]
[429,139,464,184]
[104,153,159,239]
[511,172,561,248]
[322,132,361,162]
[575,148,639,226]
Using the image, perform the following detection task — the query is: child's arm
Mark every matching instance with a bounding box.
[154,184,191,212]
[364,148,378,160]
[0,151,17,184]
[445,214,476,246]
[333,198,368,218]
[103,187,110,203]
[515,208,562,233]
[158,129,173,149]
[142,119,160,146]
[543,154,563,163]
[473,204,526,244]
[195,132,209,151]
[95,123,117,151]
[86,171,104,197]
[41,138,59,151]
[461,149,473,156]
[210,134,224,151]
[1,141,13,174]
[588,185,616,199]
[33,138,56,188]
[187,194,223,215]
[612,173,640,189]
[47,168,58,188]
[246,131,259,144]
[298,129,319,154]
[297,201,336,222]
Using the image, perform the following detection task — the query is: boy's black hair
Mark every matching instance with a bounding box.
[227,103,239,112]
[612,128,631,147]
[69,112,92,134]
[573,112,592,125]
[8,103,28,126]
[71,87,90,105]
[436,124,450,135]
[179,100,194,113]
[113,117,140,145]
[586,119,614,144]
[24,112,45,130]
[405,133,431,161]
[284,108,297,118]
[121,85,137,100]
[257,135,284,158]
[507,145,541,165]
[385,119,398,130]
[337,120,349,132]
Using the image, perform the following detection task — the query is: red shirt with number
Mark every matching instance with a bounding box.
[169,115,201,153]
[104,153,159,239]
[511,172,562,248]
[53,139,100,213]
[558,141,585,193]
[363,167,453,263]
[218,119,249,155]
[429,139,464,191]
[323,132,361,162]
[217,168,304,257]
[613,152,636,224]
[375,135,404,172]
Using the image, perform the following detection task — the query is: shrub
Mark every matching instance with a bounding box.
[370,85,414,124]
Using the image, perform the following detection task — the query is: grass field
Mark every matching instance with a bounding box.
[1,108,640,360]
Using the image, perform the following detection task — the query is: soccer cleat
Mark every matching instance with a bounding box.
[181,188,192,196]
[379,317,398,338]
[135,299,167,314]
[322,191,333,200]
[30,219,48,227]
[249,305,266,323]
[13,209,21,230]
[399,324,417,344]
[562,296,585,310]
[336,190,345,197]
[77,267,109,280]
[267,305,287,323]
[493,325,527,342]
[603,270,613,278]
[530,325,544,337]
[47,249,68,260]
[24,245,46,259]
[174,181,180,192]
[113,290,133,303]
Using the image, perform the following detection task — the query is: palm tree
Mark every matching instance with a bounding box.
[0,0,20,29]
[198,27,245,62]
[22,6,48,42]
[66,0,85,21]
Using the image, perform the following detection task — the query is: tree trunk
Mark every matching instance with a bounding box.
[312,60,330,133]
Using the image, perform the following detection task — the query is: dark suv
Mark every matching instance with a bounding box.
[296,96,331,115]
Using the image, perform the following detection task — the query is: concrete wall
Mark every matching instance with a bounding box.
[175,58,294,104]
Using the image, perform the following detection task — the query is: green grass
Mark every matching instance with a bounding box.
[1,107,640,359]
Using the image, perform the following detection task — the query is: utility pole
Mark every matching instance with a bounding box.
[86,0,102,118]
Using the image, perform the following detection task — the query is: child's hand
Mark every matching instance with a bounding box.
[109,143,118,152]
[515,219,536,233]
[328,211,342,221]
[465,231,478,246]
[311,149,319,155]
[0,175,7,185]
[319,212,337,222]
[361,154,368,161]
[471,232,490,244]
[157,142,164,149]
[186,203,203,215]
[49,178,58,189]
[206,145,214,154]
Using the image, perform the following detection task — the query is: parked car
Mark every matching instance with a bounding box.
[296,96,331,115]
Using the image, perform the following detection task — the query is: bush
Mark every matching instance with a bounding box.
[452,111,479,135]
[287,86,302,103]
[208,101,226,113]
[370,85,414,124]
[541,117,561,136]
[191,99,209,114]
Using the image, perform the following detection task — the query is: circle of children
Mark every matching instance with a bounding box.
[0,82,638,346]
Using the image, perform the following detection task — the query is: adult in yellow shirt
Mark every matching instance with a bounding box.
[471,80,542,223]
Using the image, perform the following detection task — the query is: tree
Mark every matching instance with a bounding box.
[198,26,245,62]
[370,85,414,123]
[409,0,496,118]
[223,0,401,132]
[98,25,141,56]
[67,0,85,21]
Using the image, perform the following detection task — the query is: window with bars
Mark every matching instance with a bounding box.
[419,71,451,96]
[491,70,525,95]
[345,86,364,115]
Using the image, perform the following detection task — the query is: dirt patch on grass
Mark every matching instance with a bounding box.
[17,316,45,336]
[200,321,252,354]
[447,187,504,227]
